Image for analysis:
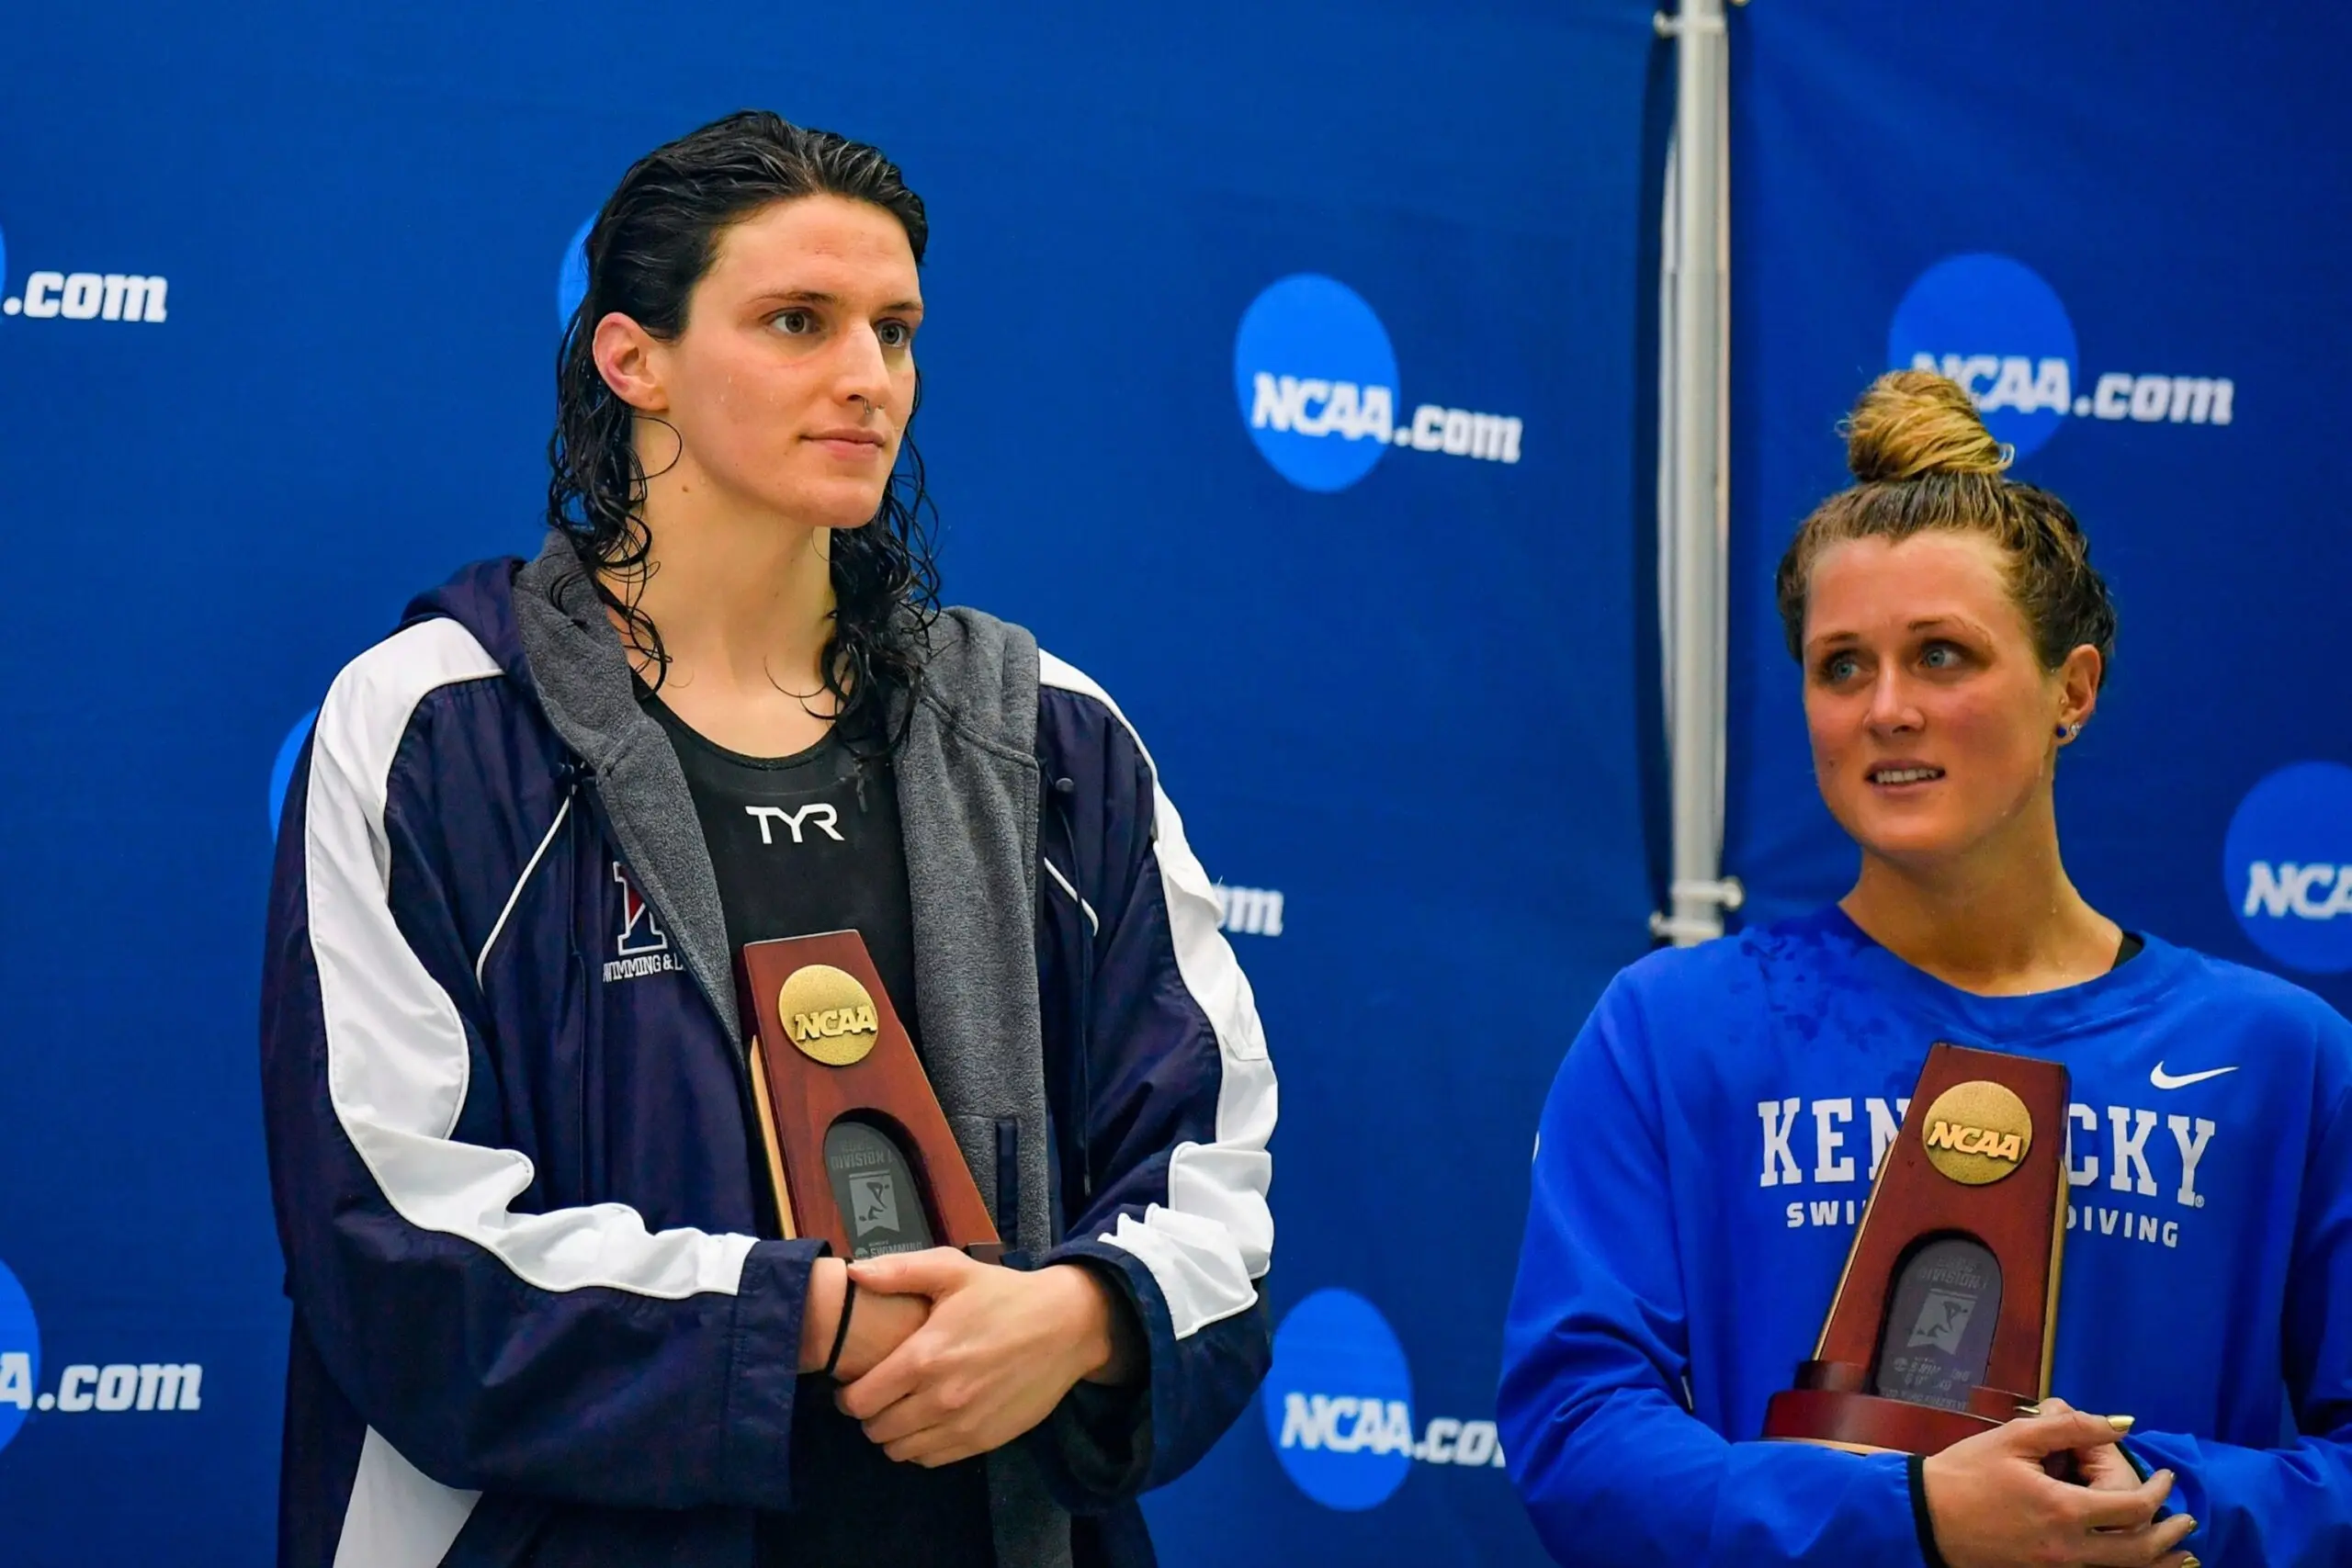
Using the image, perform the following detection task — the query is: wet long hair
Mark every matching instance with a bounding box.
[548,110,939,750]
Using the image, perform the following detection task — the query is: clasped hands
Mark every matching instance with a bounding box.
[1921,1398,2200,1568]
[796,1249,1137,1468]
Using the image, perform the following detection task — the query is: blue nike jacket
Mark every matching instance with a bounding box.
[1499,908,2352,1567]
[259,536,1277,1568]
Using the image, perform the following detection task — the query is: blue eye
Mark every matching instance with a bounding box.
[1921,642,1961,669]
[1822,652,1860,683]
[876,320,912,349]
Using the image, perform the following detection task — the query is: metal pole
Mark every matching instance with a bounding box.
[1651,0,1742,945]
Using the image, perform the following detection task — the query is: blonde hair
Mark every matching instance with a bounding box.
[1775,369,2116,678]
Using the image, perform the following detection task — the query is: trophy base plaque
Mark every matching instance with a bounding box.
[1765,1364,2027,1454]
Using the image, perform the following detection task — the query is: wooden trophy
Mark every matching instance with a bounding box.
[1762,1043,2072,1457]
[736,931,1002,1264]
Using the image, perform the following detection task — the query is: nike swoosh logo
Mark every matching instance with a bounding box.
[2150,1063,2240,1090]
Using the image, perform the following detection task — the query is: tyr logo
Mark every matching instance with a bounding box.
[745,804,844,846]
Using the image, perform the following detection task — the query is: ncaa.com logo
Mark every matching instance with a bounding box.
[1235,275,1524,492]
[2224,761,2352,974]
[1260,1288,1505,1511]
[1213,884,1284,939]
[1888,254,2232,460]
[0,1256,205,1459]
[0,217,170,323]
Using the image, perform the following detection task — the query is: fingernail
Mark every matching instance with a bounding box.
[2106,1413,2135,1432]
[2181,1557,2199,1568]
[2017,1400,2045,1415]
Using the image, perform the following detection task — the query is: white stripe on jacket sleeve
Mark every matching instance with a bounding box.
[304,615,758,1299]
[1039,651,1278,1340]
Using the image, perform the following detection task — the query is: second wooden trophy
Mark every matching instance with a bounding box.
[736,930,1002,1264]
[1762,1042,2072,1456]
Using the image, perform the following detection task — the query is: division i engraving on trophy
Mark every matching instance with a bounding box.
[777,964,881,1067]
[822,1118,934,1258]
[1917,1079,2034,1186]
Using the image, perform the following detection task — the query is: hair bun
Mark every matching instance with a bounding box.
[1844,368,2010,483]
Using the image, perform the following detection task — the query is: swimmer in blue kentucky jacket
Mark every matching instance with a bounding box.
[1499,370,2350,1568]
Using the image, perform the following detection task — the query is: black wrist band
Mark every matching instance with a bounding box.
[820,1277,858,1381]
[1908,1453,1955,1568]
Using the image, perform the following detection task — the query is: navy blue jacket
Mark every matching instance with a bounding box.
[260,541,1277,1567]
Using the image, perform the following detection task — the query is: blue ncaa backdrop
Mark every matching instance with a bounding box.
[0,4,1659,1562]
[1724,4,2352,1021]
